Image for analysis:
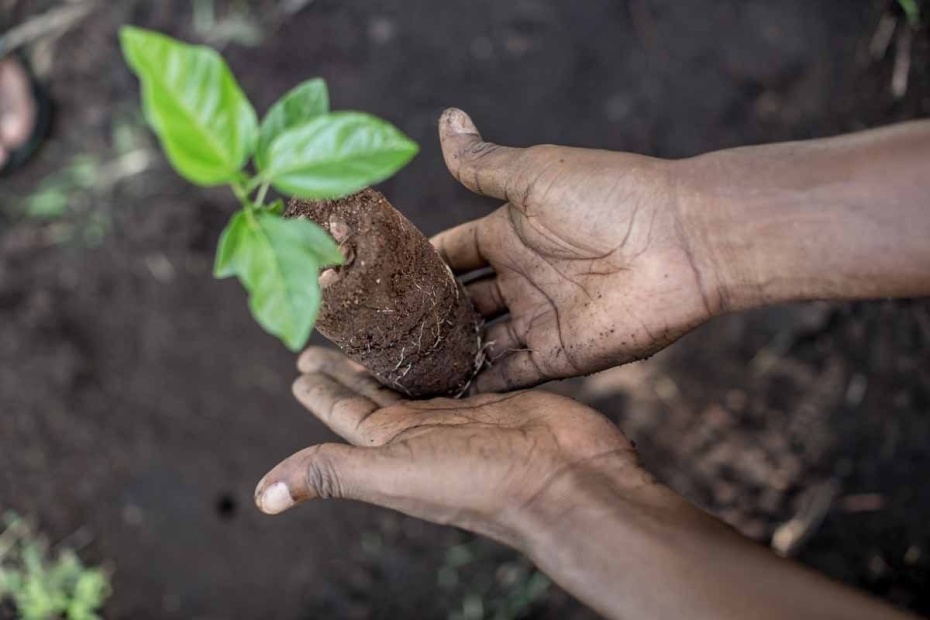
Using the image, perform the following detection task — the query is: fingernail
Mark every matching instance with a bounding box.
[446,108,477,135]
[257,481,294,515]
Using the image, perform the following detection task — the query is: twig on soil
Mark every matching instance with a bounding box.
[771,479,840,557]
[0,0,97,56]
[870,13,897,60]
[96,149,156,191]
[892,26,912,99]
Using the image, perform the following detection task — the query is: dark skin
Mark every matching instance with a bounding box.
[432,109,710,393]
[256,110,930,619]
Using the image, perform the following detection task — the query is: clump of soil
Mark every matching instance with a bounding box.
[286,188,481,397]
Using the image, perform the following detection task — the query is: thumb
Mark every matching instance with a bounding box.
[254,443,396,514]
[439,108,529,201]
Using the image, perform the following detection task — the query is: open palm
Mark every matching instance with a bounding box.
[254,348,646,546]
[432,109,717,392]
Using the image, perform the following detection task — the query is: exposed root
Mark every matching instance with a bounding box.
[454,323,491,398]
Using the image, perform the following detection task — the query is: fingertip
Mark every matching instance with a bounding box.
[254,479,296,515]
[440,107,479,137]
[291,373,310,398]
[297,346,329,373]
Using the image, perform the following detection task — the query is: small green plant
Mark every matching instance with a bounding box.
[898,0,921,28]
[119,27,419,350]
[438,541,551,620]
[0,513,111,620]
[16,113,155,247]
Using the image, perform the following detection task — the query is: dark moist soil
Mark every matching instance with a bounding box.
[1,0,929,618]
[286,188,480,397]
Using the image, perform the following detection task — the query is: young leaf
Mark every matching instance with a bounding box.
[257,111,419,199]
[214,210,248,278]
[119,26,258,186]
[217,212,343,351]
[256,79,330,170]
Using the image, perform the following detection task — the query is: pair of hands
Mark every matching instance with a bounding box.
[254,108,717,539]
[251,112,930,620]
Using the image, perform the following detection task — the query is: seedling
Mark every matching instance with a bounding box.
[119,26,418,351]
[0,513,111,620]
[121,27,480,397]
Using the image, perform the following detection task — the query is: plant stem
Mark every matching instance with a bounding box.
[231,181,254,210]
[254,181,271,208]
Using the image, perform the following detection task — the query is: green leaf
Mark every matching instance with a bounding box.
[256,79,329,170]
[257,111,418,199]
[898,0,921,28]
[217,211,343,351]
[266,199,285,216]
[119,26,257,186]
[214,210,248,278]
[25,188,69,220]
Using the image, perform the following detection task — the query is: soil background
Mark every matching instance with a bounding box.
[1,0,928,618]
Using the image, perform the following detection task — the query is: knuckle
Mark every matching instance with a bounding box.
[304,448,344,499]
[466,140,500,158]
[525,143,559,160]
[331,396,361,418]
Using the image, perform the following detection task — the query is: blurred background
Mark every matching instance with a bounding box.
[0,0,929,618]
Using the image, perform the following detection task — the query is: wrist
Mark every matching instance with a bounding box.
[674,124,930,311]
[671,153,774,315]
[505,454,693,559]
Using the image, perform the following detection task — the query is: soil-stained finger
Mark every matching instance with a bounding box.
[484,320,524,359]
[298,347,403,407]
[255,443,392,513]
[439,108,527,201]
[475,350,547,393]
[299,346,367,374]
[466,277,508,319]
[292,373,381,445]
[430,218,491,274]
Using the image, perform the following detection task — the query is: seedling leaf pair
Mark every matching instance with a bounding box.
[119,26,418,350]
[215,211,342,350]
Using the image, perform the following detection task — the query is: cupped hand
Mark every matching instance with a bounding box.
[432,109,719,392]
[253,347,652,547]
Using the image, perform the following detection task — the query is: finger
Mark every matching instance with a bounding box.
[439,108,528,201]
[255,443,392,514]
[465,277,507,319]
[299,346,365,373]
[292,373,380,445]
[475,350,548,393]
[483,320,524,359]
[430,217,490,274]
[298,346,401,407]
